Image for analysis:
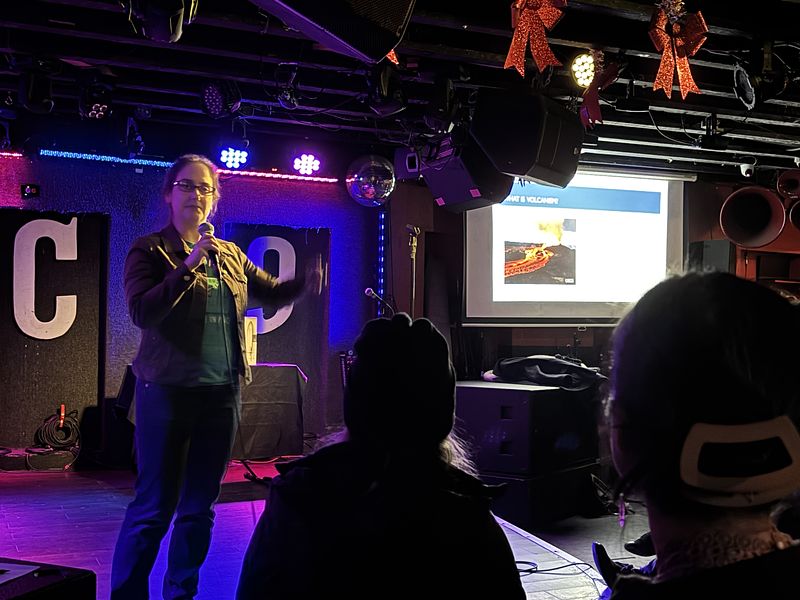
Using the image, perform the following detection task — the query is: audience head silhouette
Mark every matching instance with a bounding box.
[609,271,800,514]
[343,313,456,452]
[236,316,526,600]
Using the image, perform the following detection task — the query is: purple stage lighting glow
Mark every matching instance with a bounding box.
[220,147,248,169]
[293,153,321,175]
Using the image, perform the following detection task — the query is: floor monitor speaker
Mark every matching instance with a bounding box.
[0,557,95,599]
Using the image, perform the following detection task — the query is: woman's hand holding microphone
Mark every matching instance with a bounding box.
[184,222,222,271]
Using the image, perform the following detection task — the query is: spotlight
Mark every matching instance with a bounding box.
[367,63,406,117]
[293,153,321,175]
[278,89,298,110]
[134,105,152,120]
[201,80,241,119]
[79,80,113,119]
[571,52,595,88]
[220,147,248,169]
[695,113,729,150]
[119,0,198,43]
[423,75,458,134]
[733,64,756,111]
[615,79,650,113]
[733,42,788,111]
[276,63,299,110]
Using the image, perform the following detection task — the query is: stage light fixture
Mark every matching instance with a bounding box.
[293,153,321,175]
[276,63,299,110]
[125,117,145,158]
[571,52,595,88]
[367,63,406,117]
[19,70,54,115]
[220,147,248,169]
[615,79,650,113]
[134,105,152,120]
[201,80,241,119]
[733,63,757,111]
[79,81,113,119]
[119,0,198,43]
[733,42,788,111]
[423,75,458,134]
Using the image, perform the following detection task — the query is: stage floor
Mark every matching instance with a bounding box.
[0,465,651,599]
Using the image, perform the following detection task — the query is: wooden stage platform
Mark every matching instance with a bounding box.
[0,464,651,599]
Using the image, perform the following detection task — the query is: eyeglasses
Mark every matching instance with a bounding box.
[173,179,215,195]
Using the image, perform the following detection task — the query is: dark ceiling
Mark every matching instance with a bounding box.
[3,0,800,181]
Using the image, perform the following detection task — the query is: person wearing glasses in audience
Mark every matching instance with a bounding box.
[600,272,800,599]
[110,154,321,599]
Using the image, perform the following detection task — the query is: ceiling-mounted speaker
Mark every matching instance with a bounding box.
[248,0,415,63]
[471,90,584,188]
[419,136,514,213]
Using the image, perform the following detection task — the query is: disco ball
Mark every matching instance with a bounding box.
[345,155,396,207]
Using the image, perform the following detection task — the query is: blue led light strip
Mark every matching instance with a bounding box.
[39,149,172,167]
[377,210,386,317]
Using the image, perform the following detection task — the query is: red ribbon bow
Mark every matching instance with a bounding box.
[649,8,708,100]
[580,61,621,128]
[504,0,567,77]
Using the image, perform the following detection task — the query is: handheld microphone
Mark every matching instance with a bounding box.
[198,221,218,270]
[364,287,394,315]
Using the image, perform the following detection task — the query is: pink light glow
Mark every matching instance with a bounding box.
[218,168,337,183]
[0,152,24,159]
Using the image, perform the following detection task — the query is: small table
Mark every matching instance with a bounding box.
[232,363,306,460]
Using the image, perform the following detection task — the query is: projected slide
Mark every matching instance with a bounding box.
[492,179,667,303]
[503,219,576,285]
[465,173,682,323]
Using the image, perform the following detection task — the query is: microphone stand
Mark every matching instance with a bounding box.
[407,225,420,318]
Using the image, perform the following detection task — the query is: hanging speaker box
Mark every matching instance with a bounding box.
[471,90,584,188]
[420,137,514,213]
[249,1,416,63]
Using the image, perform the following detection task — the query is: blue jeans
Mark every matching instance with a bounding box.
[110,380,240,599]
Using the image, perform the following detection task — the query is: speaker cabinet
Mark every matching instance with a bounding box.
[420,137,514,213]
[687,239,735,273]
[250,0,416,63]
[393,146,420,180]
[456,382,599,476]
[482,463,600,528]
[455,381,600,525]
[471,90,584,188]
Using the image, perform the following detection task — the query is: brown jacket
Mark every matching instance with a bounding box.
[124,223,304,385]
